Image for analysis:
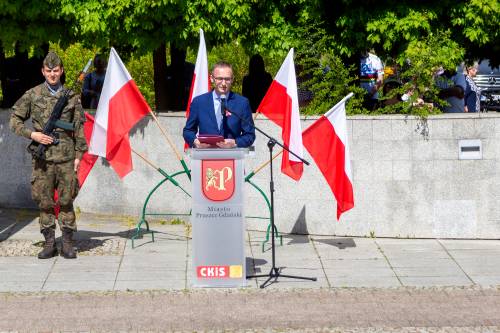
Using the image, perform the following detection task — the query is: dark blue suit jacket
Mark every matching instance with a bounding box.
[183,91,256,148]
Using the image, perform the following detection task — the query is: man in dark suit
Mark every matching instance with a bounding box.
[183,61,255,148]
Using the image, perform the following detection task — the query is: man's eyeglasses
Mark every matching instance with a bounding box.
[214,77,233,82]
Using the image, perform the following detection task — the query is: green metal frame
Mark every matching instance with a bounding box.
[131,159,282,252]
[130,162,191,248]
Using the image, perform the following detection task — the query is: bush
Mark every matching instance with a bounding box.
[50,43,156,107]
[377,31,465,117]
[48,30,465,118]
[125,53,155,107]
[50,43,98,95]
[204,41,249,94]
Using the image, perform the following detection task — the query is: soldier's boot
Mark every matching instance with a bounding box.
[61,228,77,259]
[38,228,57,259]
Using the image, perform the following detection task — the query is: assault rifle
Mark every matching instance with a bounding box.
[27,59,93,160]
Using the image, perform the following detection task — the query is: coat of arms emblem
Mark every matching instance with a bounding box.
[202,159,235,201]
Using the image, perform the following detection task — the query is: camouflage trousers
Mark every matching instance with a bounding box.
[31,159,79,231]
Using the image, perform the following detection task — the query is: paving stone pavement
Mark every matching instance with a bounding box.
[1,208,500,332]
[0,288,499,332]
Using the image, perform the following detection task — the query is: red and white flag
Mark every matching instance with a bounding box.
[184,29,210,149]
[78,112,99,186]
[186,29,210,117]
[258,48,303,180]
[89,47,150,178]
[302,93,354,220]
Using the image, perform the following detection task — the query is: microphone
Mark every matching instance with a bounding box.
[220,94,226,117]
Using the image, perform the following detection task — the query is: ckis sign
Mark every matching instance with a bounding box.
[197,265,243,279]
[202,159,235,201]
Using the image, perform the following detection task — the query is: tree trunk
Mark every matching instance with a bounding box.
[166,43,190,112]
[153,43,169,111]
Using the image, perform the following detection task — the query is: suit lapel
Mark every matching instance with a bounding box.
[204,92,219,131]
[226,92,234,111]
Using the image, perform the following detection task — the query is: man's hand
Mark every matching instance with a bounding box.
[193,139,211,149]
[31,132,54,145]
[216,139,236,149]
[74,159,81,172]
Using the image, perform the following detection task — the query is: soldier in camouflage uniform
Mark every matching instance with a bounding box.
[10,52,87,259]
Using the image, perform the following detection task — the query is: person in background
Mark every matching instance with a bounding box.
[166,47,195,111]
[82,54,106,109]
[464,62,481,113]
[242,54,273,113]
[360,49,384,110]
[435,66,466,113]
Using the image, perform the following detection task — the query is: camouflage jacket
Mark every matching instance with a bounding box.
[9,83,88,162]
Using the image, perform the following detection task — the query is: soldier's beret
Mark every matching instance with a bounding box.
[43,52,63,69]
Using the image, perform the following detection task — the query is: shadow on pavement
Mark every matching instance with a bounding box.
[283,234,310,245]
[0,208,37,241]
[75,228,188,251]
[246,256,267,274]
[312,237,356,249]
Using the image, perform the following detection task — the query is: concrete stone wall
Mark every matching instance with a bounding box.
[1,109,499,238]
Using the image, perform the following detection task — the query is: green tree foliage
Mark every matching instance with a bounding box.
[126,52,155,107]
[50,41,254,109]
[51,42,156,107]
[377,32,465,116]
[207,41,248,94]
[451,0,500,65]
[291,0,498,115]
[294,23,366,115]
[1,0,499,113]
[58,0,282,52]
[53,0,308,110]
[0,1,71,54]
[241,0,314,59]
[366,7,437,54]
[50,43,98,93]
[318,0,499,65]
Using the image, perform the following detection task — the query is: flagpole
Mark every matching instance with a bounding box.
[245,150,282,181]
[130,148,191,248]
[241,111,281,180]
[253,110,261,121]
[131,148,162,169]
[148,111,182,160]
[254,150,282,174]
[325,92,354,117]
[131,148,190,197]
[148,111,191,179]
[340,92,355,105]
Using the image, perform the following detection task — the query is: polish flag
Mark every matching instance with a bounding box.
[185,29,210,149]
[186,29,210,116]
[302,93,354,220]
[89,48,150,178]
[78,112,99,187]
[258,48,303,180]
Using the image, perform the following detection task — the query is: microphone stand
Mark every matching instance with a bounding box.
[226,107,317,288]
